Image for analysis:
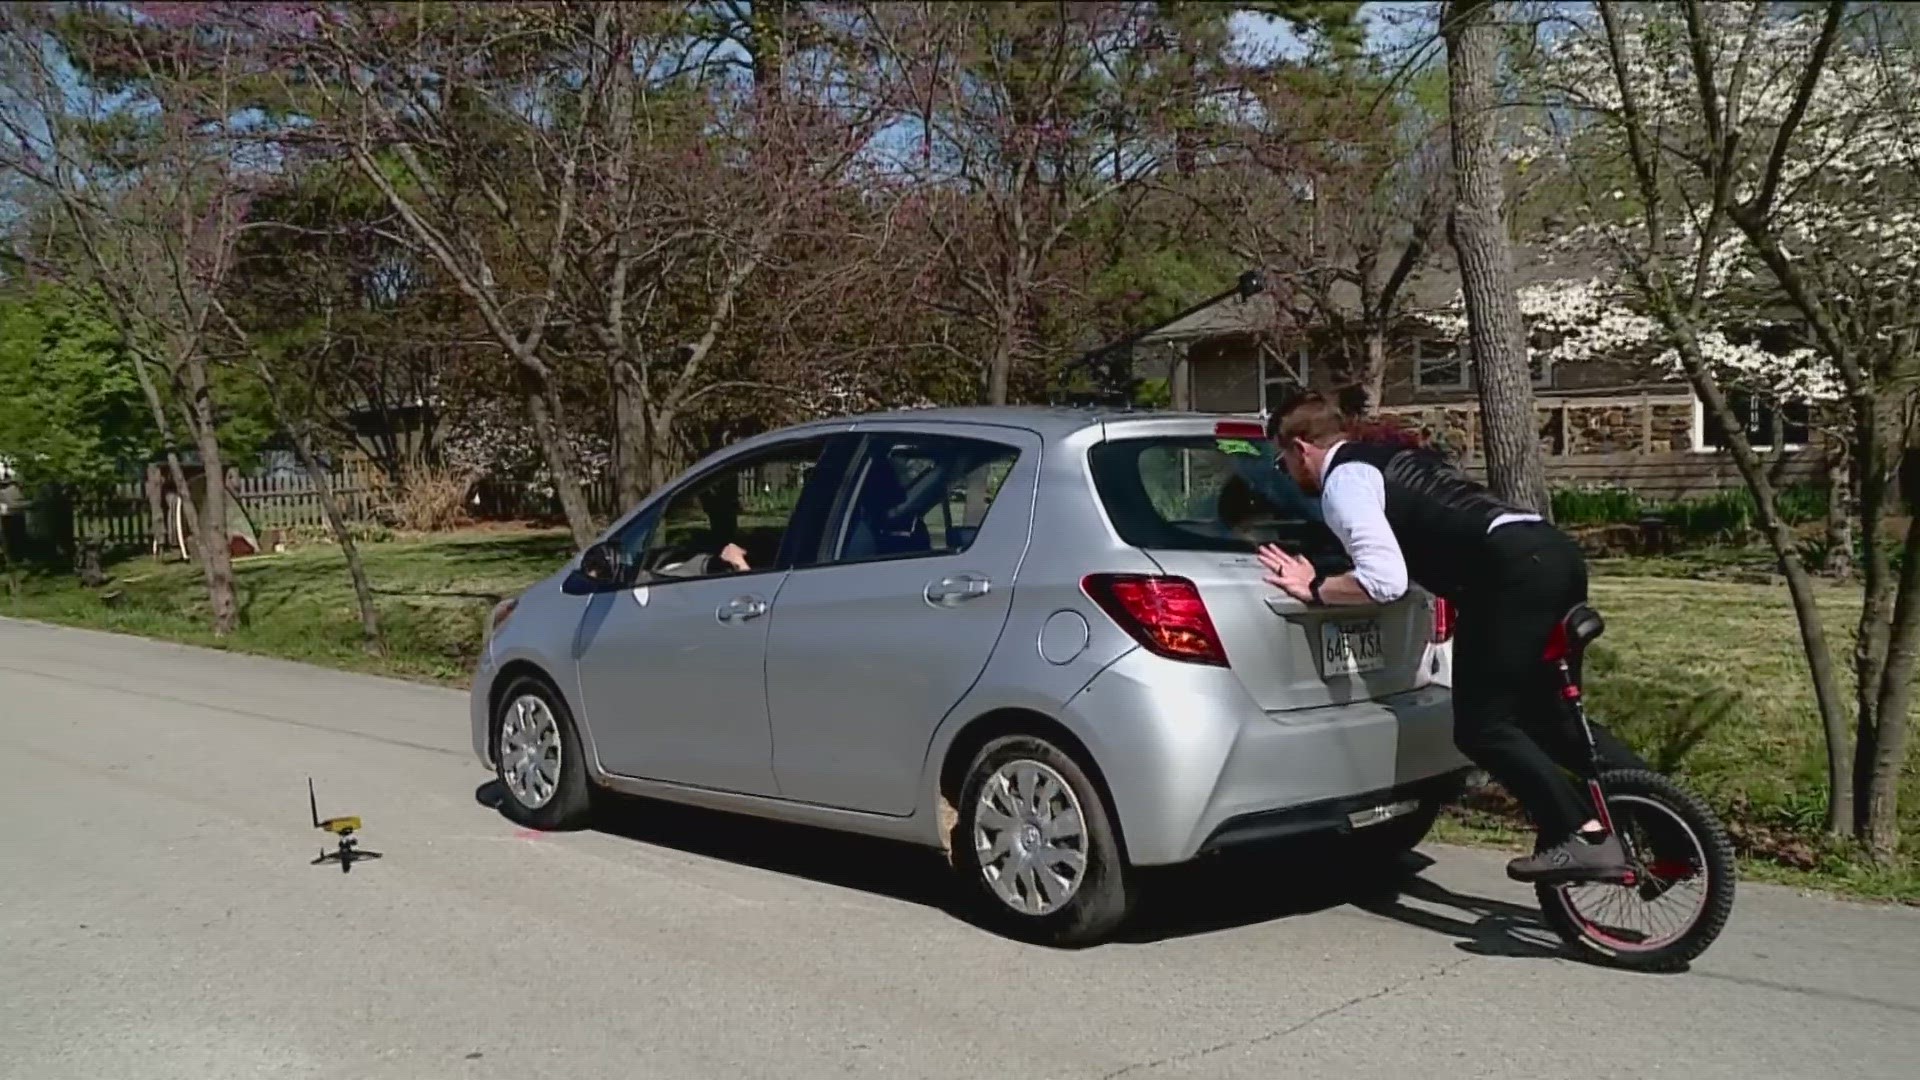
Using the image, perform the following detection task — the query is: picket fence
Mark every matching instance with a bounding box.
[64,460,732,553]
[71,460,388,553]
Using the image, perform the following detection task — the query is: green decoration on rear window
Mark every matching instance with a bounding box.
[1216,439,1261,456]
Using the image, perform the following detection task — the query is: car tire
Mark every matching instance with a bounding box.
[953,735,1134,948]
[492,675,594,831]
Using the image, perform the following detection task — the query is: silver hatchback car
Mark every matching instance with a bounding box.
[471,407,1468,946]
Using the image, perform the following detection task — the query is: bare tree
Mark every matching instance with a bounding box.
[1444,0,1551,512]
[871,2,1220,405]
[288,3,610,546]
[571,3,884,508]
[1562,0,1918,855]
[0,6,244,631]
[1207,56,1452,410]
[2,3,390,648]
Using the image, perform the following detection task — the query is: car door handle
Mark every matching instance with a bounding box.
[718,596,769,623]
[926,574,992,606]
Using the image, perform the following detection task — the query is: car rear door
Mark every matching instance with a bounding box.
[1086,427,1439,712]
[762,423,1039,815]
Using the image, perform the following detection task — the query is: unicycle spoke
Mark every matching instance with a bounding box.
[1537,770,1735,971]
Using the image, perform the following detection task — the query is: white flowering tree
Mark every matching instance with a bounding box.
[1419,274,1836,418]
[1517,0,1919,858]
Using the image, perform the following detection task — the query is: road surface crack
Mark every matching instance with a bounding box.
[1095,956,1479,1080]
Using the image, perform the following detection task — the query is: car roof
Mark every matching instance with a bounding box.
[787,405,1265,444]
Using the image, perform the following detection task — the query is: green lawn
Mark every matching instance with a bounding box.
[2,527,575,683]
[4,528,1914,900]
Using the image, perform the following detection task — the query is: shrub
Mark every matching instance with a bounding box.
[370,466,477,533]
[1553,485,1642,526]
[1551,482,1826,544]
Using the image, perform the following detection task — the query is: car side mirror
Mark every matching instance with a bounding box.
[563,541,631,595]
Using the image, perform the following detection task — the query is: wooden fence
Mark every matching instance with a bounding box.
[69,460,388,554]
[61,456,777,554]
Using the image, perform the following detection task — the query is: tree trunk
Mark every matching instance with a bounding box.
[1851,418,1900,840]
[145,464,167,562]
[183,355,238,635]
[646,405,681,492]
[1444,0,1551,515]
[1862,506,1920,861]
[987,316,1017,407]
[521,375,596,548]
[126,352,200,558]
[1357,325,1389,414]
[985,263,1031,407]
[253,355,383,655]
[1824,434,1855,579]
[611,362,653,515]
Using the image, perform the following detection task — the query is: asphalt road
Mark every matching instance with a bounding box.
[2,616,1917,1080]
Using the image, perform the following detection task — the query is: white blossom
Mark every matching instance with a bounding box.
[1493,3,1906,407]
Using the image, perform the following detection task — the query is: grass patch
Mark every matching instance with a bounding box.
[1441,574,1918,903]
[5,528,1915,901]
[3,526,574,683]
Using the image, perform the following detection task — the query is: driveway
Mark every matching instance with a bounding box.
[2,617,1915,1079]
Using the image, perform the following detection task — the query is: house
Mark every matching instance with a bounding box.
[1135,253,1823,500]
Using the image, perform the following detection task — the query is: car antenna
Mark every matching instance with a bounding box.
[309,777,381,873]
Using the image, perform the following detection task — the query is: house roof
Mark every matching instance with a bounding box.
[1140,242,1615,344]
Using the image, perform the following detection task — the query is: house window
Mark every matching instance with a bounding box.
[1415,339,1468,392]
[1530,352,1554,389]
[1692,390,1810,451]
[1256,341,1308,415]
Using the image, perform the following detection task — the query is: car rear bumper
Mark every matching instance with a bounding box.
[1063,650,1469,866]
[1196,768,1471,854]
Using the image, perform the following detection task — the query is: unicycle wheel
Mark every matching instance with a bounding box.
[1536,769,1736,973]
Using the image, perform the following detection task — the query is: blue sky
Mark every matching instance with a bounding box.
[1231,2,1441,61]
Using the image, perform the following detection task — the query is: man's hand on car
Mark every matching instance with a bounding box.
[1257,543,1315,603]
[719,543,751,572]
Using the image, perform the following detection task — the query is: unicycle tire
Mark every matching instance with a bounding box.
[1536,769,1736,973]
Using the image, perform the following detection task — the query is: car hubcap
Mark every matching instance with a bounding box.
[972,759,1088,916]
[499,694,562,809]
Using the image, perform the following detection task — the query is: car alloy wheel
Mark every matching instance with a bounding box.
[498,692,563,809]
[971,758,1089,916]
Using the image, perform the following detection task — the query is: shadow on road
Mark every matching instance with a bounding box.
[474,780,1568,957]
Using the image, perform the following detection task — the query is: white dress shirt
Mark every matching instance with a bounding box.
[1315,439,1541,605]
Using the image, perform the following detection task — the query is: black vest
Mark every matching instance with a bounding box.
[1325,441,1534,601]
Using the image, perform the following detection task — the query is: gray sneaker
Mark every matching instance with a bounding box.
[1506,833,1634,884]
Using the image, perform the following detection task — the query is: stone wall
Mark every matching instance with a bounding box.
[1650,402,1695,452]
[1383,395,1699,457]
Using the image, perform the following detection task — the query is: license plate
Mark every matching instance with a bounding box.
[1320,617,1385,677]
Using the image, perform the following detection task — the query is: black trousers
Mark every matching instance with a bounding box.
[1449,522,1648,841]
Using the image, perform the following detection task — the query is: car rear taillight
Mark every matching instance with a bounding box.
[1213,419,1266,440]
[1082,574,1229,666]
[1432,597,1455,643]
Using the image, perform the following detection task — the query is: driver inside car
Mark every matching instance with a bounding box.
[654,486,752,577]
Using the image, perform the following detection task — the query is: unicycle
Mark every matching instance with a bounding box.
[1531,604,1737,973]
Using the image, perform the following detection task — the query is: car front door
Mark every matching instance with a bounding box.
[764,425,1038,815]
[573,436,840,795]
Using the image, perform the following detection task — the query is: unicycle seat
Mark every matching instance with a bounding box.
[1544,603,1605,662]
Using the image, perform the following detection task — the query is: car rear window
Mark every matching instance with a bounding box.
[1087,434,1349,563]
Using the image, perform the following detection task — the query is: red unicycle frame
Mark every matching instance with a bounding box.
[1539,607,1637,887]
[1528,603,1735,972]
